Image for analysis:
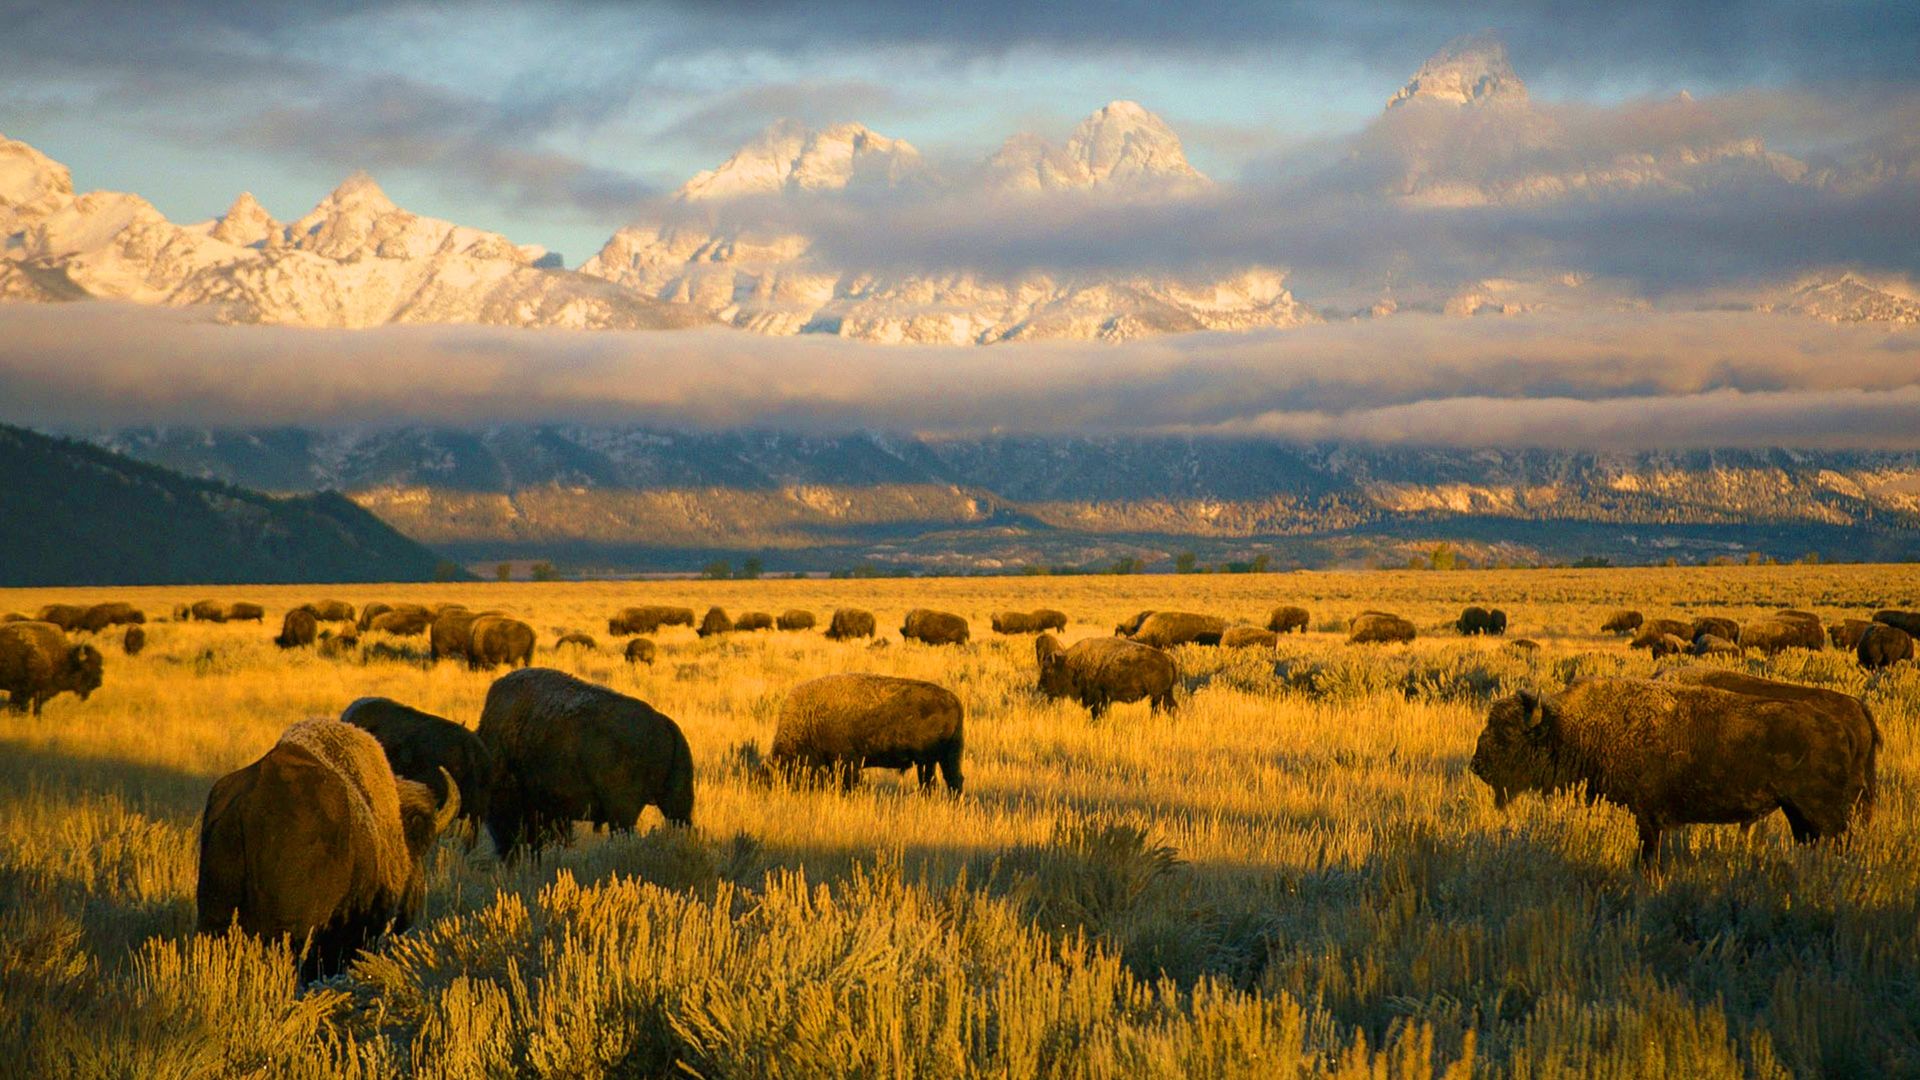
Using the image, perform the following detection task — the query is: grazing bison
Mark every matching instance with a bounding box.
[992,609,1068,634]
[769,674,963,791]
[1128,611,1227,649]
[189,600,228,623]
[697,607,733,638]
[196,719,458,979]
[1266,606,1310,634]
[0,622,104,714]
[1221,626,1279,649]
[776,609,817,631]
[429,608,505,662]
[901,608,970,646]
[1,612,28,623]
[1830,619,1875,651]
[35,604,87,631]
[1600,610,1644,635]
[1035,634,1176,718]
[368,607,432,637]
[478,668,694,855]
[554,632,598,651]
[1472,678,1877,864]
[1629,619,1692,650]
[624,638,657,665]
[1349,612,1416,645]
[1691,634,1741,657]
[1872,610,1920,637]
[341,697,492,843]
[1506,638,1541,652]
[1857,623,1915,670]
[825,608,876,640]
[1114,610,1157,637]
[467,616,535,669]
[122,626,146,656]
[734,611,775,632]
[274,608,318,649]
[1740,617,1824,655]
[1643,633,1687,658]
[300,600,357,623]
[226,602,266,623]
[1690,616,1741,643]
[1456,606,1508,636]
[357,603,393,631]
[77,602,145,633]
[607,606,696,636]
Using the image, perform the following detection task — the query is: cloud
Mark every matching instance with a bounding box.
[2,303,1916,449]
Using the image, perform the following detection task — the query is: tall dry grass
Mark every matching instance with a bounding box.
[1,566,1916,1076]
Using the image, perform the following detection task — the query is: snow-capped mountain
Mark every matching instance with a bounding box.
[987,100,1207,193]
[1386,32,1529,110]
[678,120,930,201]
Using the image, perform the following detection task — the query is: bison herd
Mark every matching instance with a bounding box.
[1604,606,1920,669]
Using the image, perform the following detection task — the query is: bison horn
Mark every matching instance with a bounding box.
[433,767,461,833]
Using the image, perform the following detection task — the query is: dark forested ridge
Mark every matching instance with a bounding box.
[1,424,459,585]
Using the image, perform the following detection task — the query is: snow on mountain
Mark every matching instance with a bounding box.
[1765,273,1920,327]
[987,100,1207,193]
[678,120,929,201]
[1386,33,1529,110]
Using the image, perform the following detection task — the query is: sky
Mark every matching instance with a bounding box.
[4,0,1916,262]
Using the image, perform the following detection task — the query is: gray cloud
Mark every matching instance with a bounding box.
[2,303,1915,449]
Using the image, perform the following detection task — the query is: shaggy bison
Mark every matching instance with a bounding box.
[825,608,877,640]
[1690,616,1741,643]
[1830,619,1876,651]
[1690,634,1741,657]
[992,609,1068,634]
[1349,612,1416,645]
[624,638,657,664]
[429,607,504,663]
[607,606,696,636]
[554,632,598,650]
[368,608,432,637]
[300,600,357,623]
[357,602,393,631]
[901,608,970,646]
[1857,623,1915,670]
[189,600,228,623]
[734,611,775,632]
[1035,634,1176,718]
[1872,610,1920,637]
[1456,606,1508,636]
[467,616,535,669]
[341,697,493,844]
[274,608,318,649]
[1740,616,1825,654]
[769,674,963,791]
[777,609,817,631]
[226,602,266,623]
[196,719,458,978]
[1127,611,1227,649]
[77,602,145,633]
[1647,633,1690,659]
[478,668,694,855]
[122,626,146,656]
[1600,610,1644,635]
[35,604,87,631]
[1629,618,1692,650]
[0,621,104,714]
[1472,678,1877,863]
[1114,610,1157,637]
[1221,626,1278,649]
[697,606,733,638]
[1266,606,1310,634]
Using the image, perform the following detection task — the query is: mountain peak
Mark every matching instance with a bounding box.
[991,100,1205,193]
[0,133,75,211]
[678,120,925,201]
[1387,32,1528,110]
[211,191,278,247]
[321,171,398,213]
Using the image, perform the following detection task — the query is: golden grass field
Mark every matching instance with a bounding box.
[3,566,1918,1078]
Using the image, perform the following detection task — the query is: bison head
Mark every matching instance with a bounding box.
[66,644,105,701]
[1470,689,1558,809]
[1034,635,1072,699]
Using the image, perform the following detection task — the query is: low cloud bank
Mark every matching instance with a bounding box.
[2,303,1917,449]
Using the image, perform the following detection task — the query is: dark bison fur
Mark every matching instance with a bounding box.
[1629,619,1692,650]
[901,608,970,646]
[770,673,963,792]
[1872,609,1920,637]
[1349,612,1416,644]
[825,608,876,640]
[342,697,493,844]
[1600,610,1643,634]
[607,606,695,635]
[1857,623,1915,670]
[467,616,535,669]
[697,607,733,637]
[275,608,318,649]
[1128,611,1226,648]
[777,609,817,631]
[0,621,104,715]
[1266,606,1310,634]
[1035,634,1175,718]
[624,638,657,664]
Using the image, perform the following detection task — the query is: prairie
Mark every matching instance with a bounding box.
[2,566,1917,1077]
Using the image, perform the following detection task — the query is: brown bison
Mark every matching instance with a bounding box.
[0,621,105,714]
[300,600,357,623]
[368,607,432,637]
[189,600,228,623]
[1600,610,1644,635]
[77,602,145,633]
[1221,626,1279,649]
[1830,619,1875,650]
[697,606,734,638]
[734,611,775,632]
[35,603,87,631]
[607,606,696,636]
[1128,611,1227,648]
[1472,677,1877,863]
[624,638,657,664]
[122,626,146,656]
[769,674,963,791]
[429,608,504,663]
[226,602,266,623]
[357,602,394,631]
[1506,638,1541,652]
[341,697,493,845]
[992,609,1068,634]
[1,612,28,623]
[467,616,535,669]
[825,608,877,640]
[1266,606,1310,634]
[1690,634,1741,657]
[1740,617,1824,655]
[1035,634,1176,718]
[554,632,599,651]
[1646,633,1689,659]
[274,608,318,649]
[1629,618,1692,650]
[776,609,817,631]
[478,668,694,855]
[1114,610,1157,637]
[197,719,458,979]
[1456,606,1507,636]
[1349,612,1416,645]
[1872,610,1920,637]
[901,608,970,646]
[1690,616,1741,643]
[1857,623,1915,670]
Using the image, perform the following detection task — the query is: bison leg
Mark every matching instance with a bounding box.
[937,741,963,794]
[915,760,936,788]
[1150,690,1176,715]
[1635,818,1664,866]
[1084,695,1109,720]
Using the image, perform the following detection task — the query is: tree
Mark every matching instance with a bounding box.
[529,561,559,582]
[1252,553,1272,574]
[1175,551,1198,574]
[702,559,732,580]
[1429,543,1457,571]
[740,557,764,580]
[432,559,462,582]
[495,562,512,582]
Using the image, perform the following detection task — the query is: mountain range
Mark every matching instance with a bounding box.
[4,36,1915,341]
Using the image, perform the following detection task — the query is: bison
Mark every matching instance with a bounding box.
[1872,610,1920,637]
[1690,633,1741,657]
[368,608,432,637]
[1506,638,1541,652]
[35,604,87,631]
[0,621,104,715]
[1127,611,1227,649]
[825,608,877,640]
[1349,612,1416,645]
[122,626,146,656]
[1600,610,1644,635]
[196,719,458,978]
[1114,610,1157,637]
[226,602,266,623]
[1266,606,1310,634]
[467,616,535,669]
[300,600,357,623]
[357,602,394,631]
[624,638,657,664]
[341,697,492,845]
[1472,677,1877,864]
[1221,626,1279,649]
[769,674,963,791]
[1829,619,1875,651]
[1647,633,1690,659]
[1690,616,1741,643]
[697,606,733,638]
[1035,634,1176,718]
[776,609,817,631]
[274,608,318,649]
[1740,617,1824,655]
[1456,606,1507,636]
[1857,623,1915,670]
[429,608,504,663]
[554,632,598,651]
[189,600,228,623]
[734,611,775,632]
[992,609,1068,634]
[1,612,28,623]
[77,602,145,633]
[607,606,696,636]
[901,608,970,646]
[477,668,694,855]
